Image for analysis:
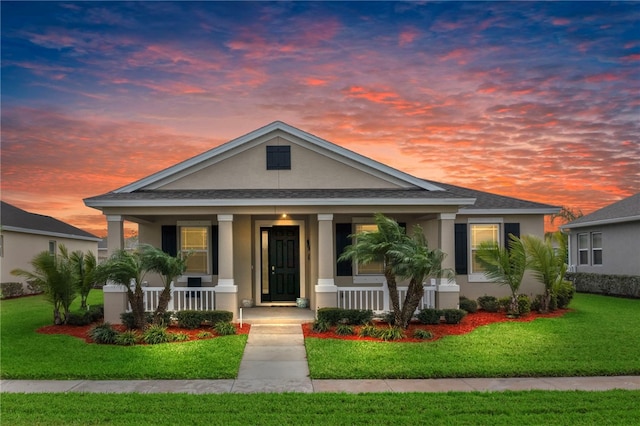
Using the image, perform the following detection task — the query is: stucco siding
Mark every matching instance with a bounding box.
[1,230,98,285]
[156,135,405,190]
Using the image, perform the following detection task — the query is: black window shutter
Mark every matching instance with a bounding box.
[211,225,219,275]
[161,225,177,257]
[399,222,407,233]
[504,223,521,248]
[335,223,353,276]
[454,223,468,275]
[266,146,291,170]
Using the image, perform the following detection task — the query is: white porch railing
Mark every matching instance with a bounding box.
[137,285,216,312]
[338,284,436,313]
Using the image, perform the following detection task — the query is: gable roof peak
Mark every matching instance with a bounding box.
[114,121,445,193]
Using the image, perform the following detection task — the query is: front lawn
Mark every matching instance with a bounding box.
[306,293,640,379]
[3,391,640,425]
[0,291,247,379]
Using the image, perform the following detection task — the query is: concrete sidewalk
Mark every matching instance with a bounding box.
[2,376,640,394]
[2,321,640,394]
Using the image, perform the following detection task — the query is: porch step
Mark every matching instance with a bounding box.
[238,307,315,325]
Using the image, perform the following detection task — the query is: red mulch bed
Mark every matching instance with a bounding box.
[37,322,251,344]
[302,309,569,343]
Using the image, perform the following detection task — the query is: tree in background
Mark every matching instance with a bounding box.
[67,249,97,310]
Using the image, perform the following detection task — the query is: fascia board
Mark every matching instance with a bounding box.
[2,226,101,242]
[459,208,561,215]
[562,215,640,229]
[114,121,445,193]
[85,197,477,208]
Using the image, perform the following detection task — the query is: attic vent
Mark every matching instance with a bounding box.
[266,146,291,170]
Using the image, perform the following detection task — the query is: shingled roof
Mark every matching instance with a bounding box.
[563,193,640,229]
[1,201,100,241]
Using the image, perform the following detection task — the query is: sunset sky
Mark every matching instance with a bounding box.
[2,1,639,237]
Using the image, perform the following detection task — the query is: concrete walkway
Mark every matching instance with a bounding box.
[2,314,640,394]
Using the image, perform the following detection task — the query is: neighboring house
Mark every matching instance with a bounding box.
[563,193,640,276]
[0,201,101,288]
[84,121,558,322]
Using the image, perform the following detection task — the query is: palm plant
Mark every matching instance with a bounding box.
[474,234,528,316]
[339,213,450,329]
[12,248,77,324]
[67,249,97,310]
[522,234,568,312]
[95,249,147,329]
[139,244,188,325]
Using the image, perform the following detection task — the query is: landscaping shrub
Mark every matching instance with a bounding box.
[531,294,543,312]
[68,304,105,326]
[115,330,140,346]
[381,311,395,325]
[416,308,442,325]
[317,307,373,325]
[88,323,118,344]
[176,311,204,329]
[358,324,380,338]
[442,309,467,324]
[0,282,24,299]
[377,326,406,341]
[498,296,512,312]
[555,280,576,308]
[196,331,213,339]
[26,280,44,295]
[202,310,233,325]
[335,324,355,336]
[170,332,191,342]
[459,297,478,313]
[311,319,331,333]
[214,321,236,336]
[517,294,531,316]
[120,311,172,329]
[477,295,499,312]
[142,324,171,344]
[413,329,433,340]
[566,272,640,298]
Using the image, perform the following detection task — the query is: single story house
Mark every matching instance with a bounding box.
[84,121,559,322]
[563,193,640,276]
[1,201,101,290]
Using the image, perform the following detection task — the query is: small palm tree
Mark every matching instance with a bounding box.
[139,244,188,325]
[66,249,97,310]
[474,234,528,315]
[95,249,147,329]
[522,234,568,312]
[12,247,77,324]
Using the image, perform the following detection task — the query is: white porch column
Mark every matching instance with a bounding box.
[315,213,338,309]
[436,213,460,309]
[215,214,238,319]
[106,215,124,255]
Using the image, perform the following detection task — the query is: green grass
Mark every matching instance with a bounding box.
[0,291,247,379]
[2,391,639,425]
[306,293,640,379]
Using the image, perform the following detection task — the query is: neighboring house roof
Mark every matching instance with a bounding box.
[1,201,100,242]
[562,193,640,229]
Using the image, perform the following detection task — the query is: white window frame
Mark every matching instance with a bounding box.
[468,218,503,283]
[49,240,57,257]
[352,218,385,284]
[0,234,4,257]
[577,233,589,265]
[591,232,603,266]
[178,221,210,276]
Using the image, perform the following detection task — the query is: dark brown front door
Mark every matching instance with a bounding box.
[263,226,299,302]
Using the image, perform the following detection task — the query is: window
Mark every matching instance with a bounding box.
[470,224,499,274]
[0,235,3,257]
[266,146,291,170]
[181,227,209,274]
[354,223,384,275]
[591,232,603,265]
[577,233,589,265]
[49,240,57,256]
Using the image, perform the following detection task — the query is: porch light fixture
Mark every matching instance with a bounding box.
[281,213,288,219]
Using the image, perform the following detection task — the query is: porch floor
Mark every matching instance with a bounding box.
[238,307,315,324]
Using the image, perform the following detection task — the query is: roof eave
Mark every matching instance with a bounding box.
[459,208,561,215]
[562,215,640,229]
[2,225,101,242]
[85,197,477,208]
